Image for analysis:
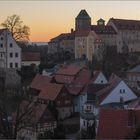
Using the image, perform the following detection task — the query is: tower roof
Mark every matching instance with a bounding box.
[76,9,91,19]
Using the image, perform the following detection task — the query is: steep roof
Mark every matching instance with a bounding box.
[55,64,83,76]
[50,32,75,42]
[127,65,140,73]
[109,18,140,30]
[97,108,140,139]
[68,68,91,95]
[91,25,117,34]
[38,83,64,101]
[96,74,122,103]
[76,9,91,19]
[30,74,55,90]
[22,52,40,61]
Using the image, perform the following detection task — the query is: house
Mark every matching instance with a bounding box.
[78,71,108,113]
[96,108,140,139]
[125,65,140,90]
[16,100,57,140]
[30,74,74,120]
[96,74,137,106]
[107,18,140,53]
[75,30,104,61]
[22,52,40,67]
[48,30,75,54]
[38,83,73,120]
[0,28,21,69]
[91,18,117,47]
[80,101,96,132]
[54,63,108,113]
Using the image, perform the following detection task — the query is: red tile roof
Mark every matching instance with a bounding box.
[68,69,91,95]
[50,32,75,42]
[38,83,64,101]
[22,52,40,61]
[55,64,83,76]
[109,18,140,30]
[30,74,55,90]
[91,25,117,34]
[97,108,140,139]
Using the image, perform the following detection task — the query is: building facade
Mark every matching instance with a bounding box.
[0,28,21,69]
[107,18,140,53]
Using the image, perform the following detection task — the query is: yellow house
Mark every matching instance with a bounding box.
[75,30,104,61]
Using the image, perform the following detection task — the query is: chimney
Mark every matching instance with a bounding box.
[71,28,74,33]
[120,96,124,109]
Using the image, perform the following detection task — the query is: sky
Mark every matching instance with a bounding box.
[0,1,140,42]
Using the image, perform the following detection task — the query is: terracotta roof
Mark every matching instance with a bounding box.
[97,108,140,139]
[38,83,64,101]
[87,84,108,94]
[22,52,40,61]
[68,69,91,95]
[50,32,75,42]
[91,25,117,34]
[55,64,83,76]
[109,18,140,30]
[13,99,48,125]
[76,9,91,19]
[30,74,55,90]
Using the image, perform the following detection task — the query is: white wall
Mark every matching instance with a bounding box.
[22,61,40,66]
[93,72,108,84]
[101,81,137,105]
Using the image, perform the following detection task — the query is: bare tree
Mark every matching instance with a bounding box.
[0,86,38,139]
[1,14,30,42]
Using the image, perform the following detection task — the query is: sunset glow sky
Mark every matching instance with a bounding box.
[0,1,140,42]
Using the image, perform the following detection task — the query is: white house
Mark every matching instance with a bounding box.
[0,28,21,69]
[22,52,40,66]
[97,74,137,106]
[79,71,108,113]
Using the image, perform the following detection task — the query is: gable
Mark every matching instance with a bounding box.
[94,72,108,84]
[101,81,137,105]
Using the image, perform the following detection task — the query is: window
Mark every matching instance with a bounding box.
[9,53,13,57]
[101,80,103,83]
[1,37,3,40]
[10,63,13,68]
[0,44,3,48]
[83,120,85,126]
[9,43,13,47]
[0,54,2,57]
[15,63,18,68]
[120,89,125,94]
[15,53,18,57]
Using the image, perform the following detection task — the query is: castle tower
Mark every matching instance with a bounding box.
[75,9,91,31]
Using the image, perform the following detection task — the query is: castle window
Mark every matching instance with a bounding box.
[15,63,18,68]
[15,52,18,57]
[10,43,13,47]
[9,63,13,68]
[9,53,13,57]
